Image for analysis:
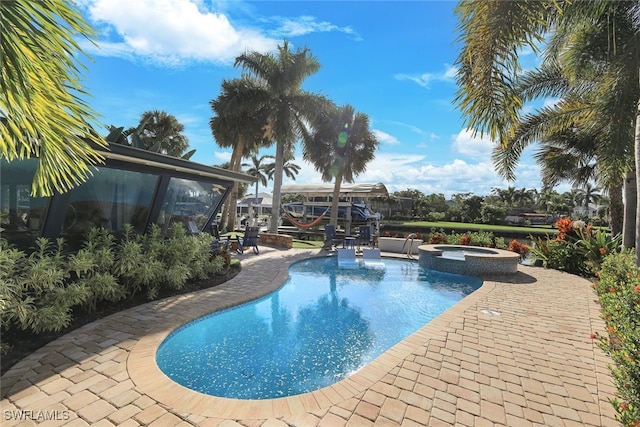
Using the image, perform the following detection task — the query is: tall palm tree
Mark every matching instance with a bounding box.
[132,110,189,157]
[455,0,639,258]
[210,78,272,231]
[304,104,379,227]
[234,40,332,233]
[243,154,274,200]
[1,0,106,196]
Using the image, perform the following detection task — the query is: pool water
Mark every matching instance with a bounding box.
[156,257,482,399]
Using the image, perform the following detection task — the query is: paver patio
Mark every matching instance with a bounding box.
[1,246,619,426]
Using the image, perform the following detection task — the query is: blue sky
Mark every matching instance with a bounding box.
[75,0,549,198]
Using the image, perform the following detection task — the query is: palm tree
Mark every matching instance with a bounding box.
[265,155,301,183]
[234,40,332,233]
[210,78,272,231]
[304,104,379,227]
[132,110,190,157]
[1,0,106,196]
[454,0,639,259]
[243,154,274,200]
[574,182,602,215]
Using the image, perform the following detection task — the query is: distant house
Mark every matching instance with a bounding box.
[1,143,255,251]
[505,213,554,225]
[573,203,599,217]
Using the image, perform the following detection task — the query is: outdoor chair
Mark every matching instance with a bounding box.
[236,226,260,254]
[362,248,384,266]
[357,225,373,248]
[324,225,342,250]
[336,247,358,268]
[209,223,230,253]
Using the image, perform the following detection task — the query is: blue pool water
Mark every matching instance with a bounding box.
[156,257,482,399]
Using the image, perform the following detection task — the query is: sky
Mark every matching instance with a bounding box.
[75,0,554,198]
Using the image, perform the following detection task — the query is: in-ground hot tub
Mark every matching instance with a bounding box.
[418,244,520,275]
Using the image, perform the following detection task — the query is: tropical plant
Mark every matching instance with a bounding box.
[114,224,164,298]
[67,227,124,311]
[0,238,88,335]
[529,216,622,276]
[304,104,379,227]
[234,40,332,233]
[1,0,106,196]
[210,77,272,231]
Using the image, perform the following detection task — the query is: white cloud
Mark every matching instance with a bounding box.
[82,0,277,65]
[269,15,361,40]
[450,128,495,160]
[394,64,458,88]
[373,129,401,145]
[80,0,358,66]
[213,150,232,163]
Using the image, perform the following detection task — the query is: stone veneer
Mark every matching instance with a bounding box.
[257,232,293,249]
[419,244,520,275]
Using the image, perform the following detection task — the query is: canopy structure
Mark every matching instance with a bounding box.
[238,192,273,210]
[280,183,389,199]
[280,183,387,235]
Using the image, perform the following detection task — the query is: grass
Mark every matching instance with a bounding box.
[292,238,325,249]
[389,220,559,235]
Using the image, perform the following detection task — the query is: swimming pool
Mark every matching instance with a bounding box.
[156,256,482,399]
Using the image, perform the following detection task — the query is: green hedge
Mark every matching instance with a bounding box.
[593,251,640,426]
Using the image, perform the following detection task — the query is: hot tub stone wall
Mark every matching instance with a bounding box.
[418,244,520,275]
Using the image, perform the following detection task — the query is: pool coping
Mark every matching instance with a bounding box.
[127,250,495,419]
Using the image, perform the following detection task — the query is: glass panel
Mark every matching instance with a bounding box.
[62,168,159,245]
[157,178,226,234]
[0,159,50,250]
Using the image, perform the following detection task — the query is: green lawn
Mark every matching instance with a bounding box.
[292,238,325,249]
[388,220,559,235]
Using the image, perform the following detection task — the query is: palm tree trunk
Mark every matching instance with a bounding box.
[623,171,636,248]
[269,141,285,233]
[223,137,244,232]
[608,181,623,237]
[634,99,640,265]
[330,172,343,227]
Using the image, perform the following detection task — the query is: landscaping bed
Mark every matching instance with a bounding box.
[1,264,240,376]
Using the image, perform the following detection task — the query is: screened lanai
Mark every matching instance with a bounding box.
[0,143,256,251]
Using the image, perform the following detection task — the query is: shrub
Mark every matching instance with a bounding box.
[529,217,621,277]
[428,232,447,244]
[0,223,230,355]
[0,238,88,338]
[507,240,529,258]
[114,224,164,298]
[67,227,124,311]
[593,251,640,426]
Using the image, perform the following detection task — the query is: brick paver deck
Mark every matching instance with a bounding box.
[1,246,619,426]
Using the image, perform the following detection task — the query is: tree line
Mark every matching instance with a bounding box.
[384,185,607,226]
